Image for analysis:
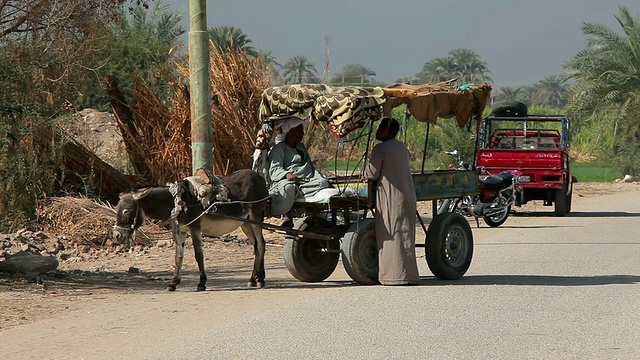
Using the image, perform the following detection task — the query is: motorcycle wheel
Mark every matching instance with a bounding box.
[483,205,511,227]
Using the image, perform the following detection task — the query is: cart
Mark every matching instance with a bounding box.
[253,81,492,285]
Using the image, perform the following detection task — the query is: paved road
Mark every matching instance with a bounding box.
[3,189,639,359]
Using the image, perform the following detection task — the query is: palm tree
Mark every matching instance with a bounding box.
[420,57,457,83]
[534,75,570,108]
[282,55,317,84]
[448,48,493,83]
[564,5,640,174]
[499,86,524,103]
[256,49,281,69]
[418,48,492,84]
[208,26,257,57]
[330,64,376,85]
[564,6,640,132]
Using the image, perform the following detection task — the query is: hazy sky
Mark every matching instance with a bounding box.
[166,0,639,88]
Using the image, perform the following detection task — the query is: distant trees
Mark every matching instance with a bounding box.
[330,64,377,85]
[208,25,258,57]
[496,76,569,108]
[282,55,318,84]
[498,86,525,103]
[256,49,282,69]
[418,48,492,84]
[535,75,570,108]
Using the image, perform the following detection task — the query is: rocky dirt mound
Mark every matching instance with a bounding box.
[65,108,131,173]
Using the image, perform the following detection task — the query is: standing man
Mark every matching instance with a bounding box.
[363,117,420,285]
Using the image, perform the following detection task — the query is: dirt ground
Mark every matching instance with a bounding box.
[1,181,637,331]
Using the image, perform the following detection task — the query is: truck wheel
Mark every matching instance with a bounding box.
[554,186,568,216]
[426,213,473,280]
[483,205,510,227]
[284,217,339,282]
[342,219,380,285]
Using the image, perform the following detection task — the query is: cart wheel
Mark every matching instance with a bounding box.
[342,219,380,285]
[283,216,339,282]
[426,212,473,280]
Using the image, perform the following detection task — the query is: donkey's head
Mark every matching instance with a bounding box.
[112,189,149,243]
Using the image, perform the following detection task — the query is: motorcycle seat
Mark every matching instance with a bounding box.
[482,172,514,190]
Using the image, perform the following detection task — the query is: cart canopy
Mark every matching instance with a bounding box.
[258,81,491,140]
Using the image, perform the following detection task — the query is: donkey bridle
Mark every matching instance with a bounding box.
[113,201,141,234]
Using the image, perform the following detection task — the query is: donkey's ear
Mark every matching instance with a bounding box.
[132,188,152,200]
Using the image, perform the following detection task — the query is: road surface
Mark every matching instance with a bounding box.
[2,189,639,359]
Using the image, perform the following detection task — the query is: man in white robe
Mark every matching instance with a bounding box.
[363,117,420,285]
[268,118,330,226]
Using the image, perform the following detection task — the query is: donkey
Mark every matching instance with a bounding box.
[113,169,269,291]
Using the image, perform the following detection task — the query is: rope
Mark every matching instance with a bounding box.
[176,194,273,230]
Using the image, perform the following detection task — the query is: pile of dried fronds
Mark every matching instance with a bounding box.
[38,197,167,247]
[114,43,272,185]
[177,43,272,174]
[128,73,193,183]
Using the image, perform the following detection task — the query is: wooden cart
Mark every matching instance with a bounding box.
[254,81,491,284]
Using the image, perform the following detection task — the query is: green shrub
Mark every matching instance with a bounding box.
[0,111,69,231]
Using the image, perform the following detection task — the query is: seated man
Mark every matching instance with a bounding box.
[268,117,330,227]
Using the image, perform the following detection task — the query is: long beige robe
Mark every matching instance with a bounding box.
[364,138,420,285]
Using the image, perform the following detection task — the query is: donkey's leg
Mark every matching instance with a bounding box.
[190,226,207,291]
[242,211,266,288]
[168,221,186,291]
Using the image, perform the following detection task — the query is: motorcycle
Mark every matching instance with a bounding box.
[437,150,521,227]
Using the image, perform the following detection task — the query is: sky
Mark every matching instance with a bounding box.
[165,0,640,89]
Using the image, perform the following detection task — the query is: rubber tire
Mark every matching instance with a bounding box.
[490,101,528,117]
[426,212,473,280]
[283,216,340,282]
[341,219,380,285]
[554,185,568,216]
[483,205,511,227]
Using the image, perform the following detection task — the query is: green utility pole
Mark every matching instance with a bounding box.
[189,0,213,174]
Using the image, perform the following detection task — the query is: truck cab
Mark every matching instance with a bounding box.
[475,113,572,216]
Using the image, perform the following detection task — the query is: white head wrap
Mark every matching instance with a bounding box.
[280,117,306,135]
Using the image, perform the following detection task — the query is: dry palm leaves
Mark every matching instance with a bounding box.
[38,197,168,247]
[113,43,272,185]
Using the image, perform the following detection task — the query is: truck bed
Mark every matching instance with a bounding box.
[476,148,568,190]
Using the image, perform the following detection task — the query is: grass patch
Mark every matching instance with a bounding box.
[322,159,364,173]
[571,162,622,182]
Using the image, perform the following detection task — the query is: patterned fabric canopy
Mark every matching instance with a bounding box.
[259,84,386,138]
[256,81,492,142]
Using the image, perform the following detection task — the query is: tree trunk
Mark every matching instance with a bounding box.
[61,139,137,204]
[104,75,149,179]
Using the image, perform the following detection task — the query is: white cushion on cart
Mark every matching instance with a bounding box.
[295,187,357,204]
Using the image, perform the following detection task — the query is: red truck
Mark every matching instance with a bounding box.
[474,112,572,216]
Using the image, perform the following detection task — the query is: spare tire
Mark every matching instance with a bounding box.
[490,101,528,117]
